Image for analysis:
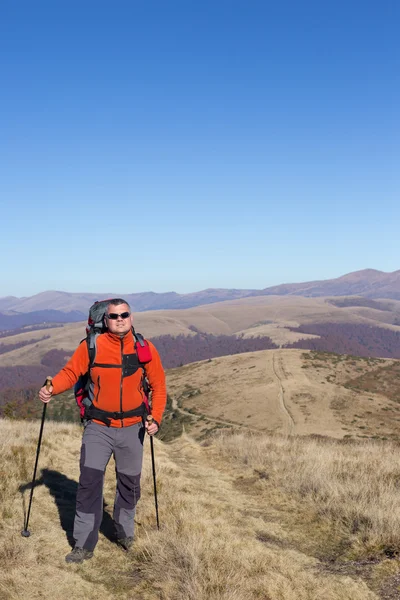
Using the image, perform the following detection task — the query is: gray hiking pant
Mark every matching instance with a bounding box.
[73,420,144,551]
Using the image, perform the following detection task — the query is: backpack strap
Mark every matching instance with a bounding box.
[85,329,151,365]
[87,331,101,367]
[132,328,152,363]
[84,402,148,427]
[76,328,153,424]
[134,331,146,347]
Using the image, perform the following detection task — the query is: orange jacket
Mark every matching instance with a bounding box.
[51,330,166,427]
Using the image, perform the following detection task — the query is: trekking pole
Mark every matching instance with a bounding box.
[146,415,160,530]
[21,376,52,537]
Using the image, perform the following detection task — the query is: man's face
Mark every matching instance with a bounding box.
[105,303,133,337]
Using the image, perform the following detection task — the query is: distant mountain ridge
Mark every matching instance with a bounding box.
[0,270,399,323]
[254,269,400,300]
[0,310,86,331]
[0,288,256,314]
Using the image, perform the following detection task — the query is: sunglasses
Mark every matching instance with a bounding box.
[106,312,131,320]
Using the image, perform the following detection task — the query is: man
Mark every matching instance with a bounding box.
[39,299,166,564]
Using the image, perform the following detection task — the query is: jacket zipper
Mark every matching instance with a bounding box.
[96,376,101,404]
[120,337,124,427]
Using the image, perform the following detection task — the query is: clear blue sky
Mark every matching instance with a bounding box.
[1,0,399,297]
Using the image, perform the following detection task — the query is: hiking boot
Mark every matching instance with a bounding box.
[65,547,94,564]
[117,536,133,551]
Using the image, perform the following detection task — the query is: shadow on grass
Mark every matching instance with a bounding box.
[19,469,116,547]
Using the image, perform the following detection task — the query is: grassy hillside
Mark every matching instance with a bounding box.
[1,295,400,368]
[167,349,400,442]
[3,418,400,599]
[2,348,400,445]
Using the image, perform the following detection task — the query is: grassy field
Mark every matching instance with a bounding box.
[2,345,400,598]
[2,418,400,599]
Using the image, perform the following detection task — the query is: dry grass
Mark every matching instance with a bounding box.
[167,349,400,441]
[213,432,400,560]
[0,417,390,599]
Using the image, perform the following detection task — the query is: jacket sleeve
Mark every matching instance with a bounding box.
[51,340,89,395]
[145,341,167,425]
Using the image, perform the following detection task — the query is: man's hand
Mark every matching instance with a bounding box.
[145,419,159,436]
[39,385,53,403]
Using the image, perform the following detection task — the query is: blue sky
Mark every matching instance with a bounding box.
[1,0,399,297]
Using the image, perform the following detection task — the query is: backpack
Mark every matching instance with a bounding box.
[74,300,152,424]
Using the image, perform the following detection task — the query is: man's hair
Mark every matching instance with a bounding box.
[106,298,131,309]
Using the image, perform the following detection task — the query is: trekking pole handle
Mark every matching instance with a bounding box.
[147,415,153,424]
[45,376,52,391]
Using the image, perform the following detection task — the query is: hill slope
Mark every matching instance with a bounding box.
[4,418,400,599]
[256,269,400,299]
[167,349,400,441]
[1,295,400,368]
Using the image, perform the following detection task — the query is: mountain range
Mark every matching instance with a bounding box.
[0,269,399,330]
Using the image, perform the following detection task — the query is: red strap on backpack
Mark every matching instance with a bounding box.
[134,330,152,363]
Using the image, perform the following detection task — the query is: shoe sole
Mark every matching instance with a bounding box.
[117,542,133,551]
[65,553,93,564]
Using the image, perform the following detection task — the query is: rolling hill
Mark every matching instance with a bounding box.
[1,294,400,431]
[166,348,400,442]
[1,294,400,369]
[255,268,400,299]
[1,269,400,319]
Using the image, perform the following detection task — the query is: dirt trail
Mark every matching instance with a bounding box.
[170,350,299,436]
[271,350,295,435]
[171,392,263,433]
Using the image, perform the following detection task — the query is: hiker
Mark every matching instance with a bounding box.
[38,298,166,563]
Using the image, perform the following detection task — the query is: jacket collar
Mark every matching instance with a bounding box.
[104,329,134,344]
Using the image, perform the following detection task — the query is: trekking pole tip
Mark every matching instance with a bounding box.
[21,529,31,537]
